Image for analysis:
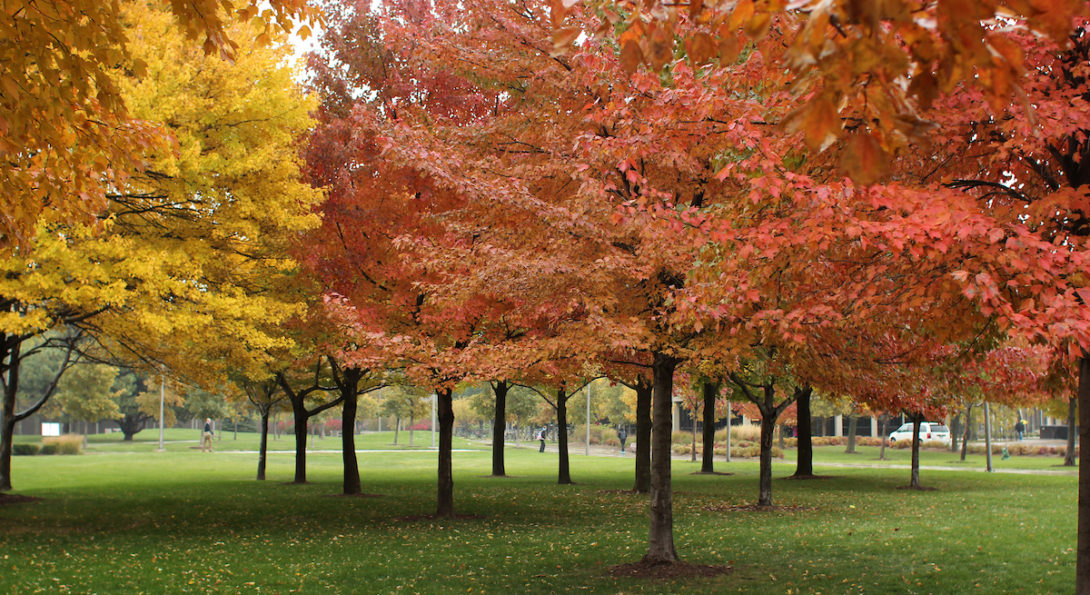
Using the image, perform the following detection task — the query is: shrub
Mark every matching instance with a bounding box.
[569,424,610,445]
[12,443,40,456]
[42,434,83,455]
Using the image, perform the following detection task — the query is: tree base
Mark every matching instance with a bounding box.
[0,493,40,506]
[610,560,730,580]
[898,485,938,491]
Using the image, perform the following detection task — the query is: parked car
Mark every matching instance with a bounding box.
[889,422,951,445]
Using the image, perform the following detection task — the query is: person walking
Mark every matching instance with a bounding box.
[617,426,628,454]
[537,427,546,453]
[201,418,214,452]
[1015,419,1025,441]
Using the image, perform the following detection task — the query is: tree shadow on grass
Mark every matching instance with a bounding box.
[608,560,731,580]
[782,474,836,481]
[0,493,40,507]
[704,503,815,513]
[395,513,487,523]
[690,471,733,476]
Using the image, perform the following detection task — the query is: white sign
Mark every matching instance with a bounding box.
[41,422,61,437]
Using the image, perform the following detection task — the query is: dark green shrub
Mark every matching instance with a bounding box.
[12,443,40,456]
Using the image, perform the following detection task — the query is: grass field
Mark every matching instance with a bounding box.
[0,435,1077,593]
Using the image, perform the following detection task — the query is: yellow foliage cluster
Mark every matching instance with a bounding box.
[0,2,321,386]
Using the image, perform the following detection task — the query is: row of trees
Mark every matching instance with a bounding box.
[5,0,1090,585]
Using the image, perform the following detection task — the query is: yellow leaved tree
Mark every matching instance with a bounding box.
[0,0,316,248]
[0,1,322,490]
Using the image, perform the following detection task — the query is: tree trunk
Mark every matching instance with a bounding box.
[491,381,508,477]
[700,381,718,473]
[845,413,858,453]
[291,396,308,484]
[1076,355,1090,593]
[690,414,697,463]
[556,389,571,485]
[0,408,14,492]
[436,387,455,517]
[1066,395,1077,467]
[0,338,18,491]
[792,386,814,477]
[341,370,362,495]
[393,416,400,445]
[643,352,680,564]
[257,409,270,480]
[879,413,888,460]
[909,412,923,489]
[758,402,776,507]
[960,405,973,462]
[633,378,652,494]
[950,412,961,453]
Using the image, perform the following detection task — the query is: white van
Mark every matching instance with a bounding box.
[889,422,951,445]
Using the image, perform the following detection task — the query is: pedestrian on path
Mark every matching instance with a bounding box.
[201,418,214,452]
[617,426,628,454]
[537,427,546,453]
[1015,419,1025,441]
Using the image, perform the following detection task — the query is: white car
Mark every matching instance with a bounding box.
[889,422,951,445]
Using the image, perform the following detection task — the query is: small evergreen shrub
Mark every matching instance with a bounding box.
[12,443,40,456]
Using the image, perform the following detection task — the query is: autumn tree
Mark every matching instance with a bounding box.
[0,0,316,248]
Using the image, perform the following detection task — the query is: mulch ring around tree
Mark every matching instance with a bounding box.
[703,503,814,513]
[608,560,731,580]
[0,493,41,507]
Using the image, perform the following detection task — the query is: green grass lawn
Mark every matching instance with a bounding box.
[58,428,486,454]
[0,443,1075,593]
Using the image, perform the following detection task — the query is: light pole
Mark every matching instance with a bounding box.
[157,371,165,452]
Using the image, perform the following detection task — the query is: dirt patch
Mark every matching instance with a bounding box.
[704,503,814,513]
[0,493,41,507]
[608,560,731,580]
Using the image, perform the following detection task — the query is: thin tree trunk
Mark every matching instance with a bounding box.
[0,339,18,491]
[758,404,776,507]
[700,381,718,473]
[1066,395,1077,467]
[633,379,652,494]
[950,412,961,453]
[292,398,308,483]
[436,387,455,517]
[961,405,973,462]
[909,412,923,489]
[393,416,400,445]
[879,413,888,460]
[1076,355,1090,593]
[341,372,361,495]
[557,389,571,485]
[845,413,858,453]
[491,380,508,477]
[257,409,270,481]
[690,413,697,462]
[792,386,814,477]
[643,352,680,564]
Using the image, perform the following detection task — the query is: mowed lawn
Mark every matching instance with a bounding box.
[0,439,1075,593]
